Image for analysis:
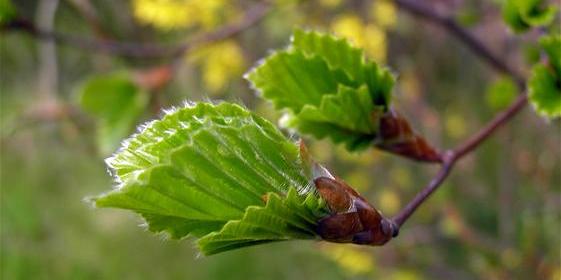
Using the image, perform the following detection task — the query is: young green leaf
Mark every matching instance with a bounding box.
[529,65,561,118]
[291,29,394,104]
[528,35,561,119]
[246,29,394,151]
[291,85,385,150]
[246,29,440,161]
[197,188,326,255]
[91,102,330,255]
[502,0,557,33]
[79,72,149,155]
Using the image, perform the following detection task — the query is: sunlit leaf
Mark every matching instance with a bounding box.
[79,72,149,155]
[291,85,385,150]
[248,30,440,161]
[91,102,329,255]
[246,29,393,151]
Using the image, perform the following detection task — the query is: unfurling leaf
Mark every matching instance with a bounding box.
[246,29,441,162]
[502,0,557,33]
[529,35,561,119]
[91,102,397,255]
[78,72,149,155]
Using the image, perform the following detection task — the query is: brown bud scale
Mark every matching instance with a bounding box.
[314,177,398,246]
[376,108,442,163]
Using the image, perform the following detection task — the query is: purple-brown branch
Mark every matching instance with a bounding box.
[1,2,270,58]
[393,94,528,227]
[390,0,529,228]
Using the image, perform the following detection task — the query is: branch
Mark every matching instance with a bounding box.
[392,95,527,227]
[452,95,528,160]
[394,0,526,89]
[391,0,530,228]
[1,2,271,58]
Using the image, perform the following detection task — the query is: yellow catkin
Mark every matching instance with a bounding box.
[188,40,245,92]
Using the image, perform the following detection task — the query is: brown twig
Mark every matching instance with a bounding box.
[393,95,527,226]
[391,0,530,228]
[1,2,271,59]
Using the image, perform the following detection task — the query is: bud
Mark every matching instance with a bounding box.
[314,177,398,246]
[375,108,442,163]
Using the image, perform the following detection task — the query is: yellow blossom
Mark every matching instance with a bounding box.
[188,40,245,92]
[133,0,234,30]
[321,243,375,275]
[331,14,387,62]
[378,189,401,215]
[445,112,468,139]
[371,0,397,29]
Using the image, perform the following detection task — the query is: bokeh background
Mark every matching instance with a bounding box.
[1,0,560,279]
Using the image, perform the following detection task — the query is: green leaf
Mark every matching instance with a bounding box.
[292,29,366,87]
[540,35,561,76]
[528,34,561,119]
[246,50,355,113]
[91,102,329,255]
[502,0,557,33]
[291,85,385,150]
[198,188,327,255]
[79,72,148,155]
[246,29,394,151]
[528,64,561,118]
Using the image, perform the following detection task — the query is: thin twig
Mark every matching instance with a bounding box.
[394,0,526,89]
[1,2,271,58]
[452,95,528,159]
[393,95,527,226]
[391,1,530,228]
[393,154,455,226]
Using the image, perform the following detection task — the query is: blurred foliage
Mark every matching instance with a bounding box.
[1,0,560,279]
[485,76,517,111]
[502,0,557,33]
[528,35,561,119]
[78,72,149,155]
[188,40,245,93]
[0,0,16,24]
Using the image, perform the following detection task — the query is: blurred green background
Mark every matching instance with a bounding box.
[1,0,560,279]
